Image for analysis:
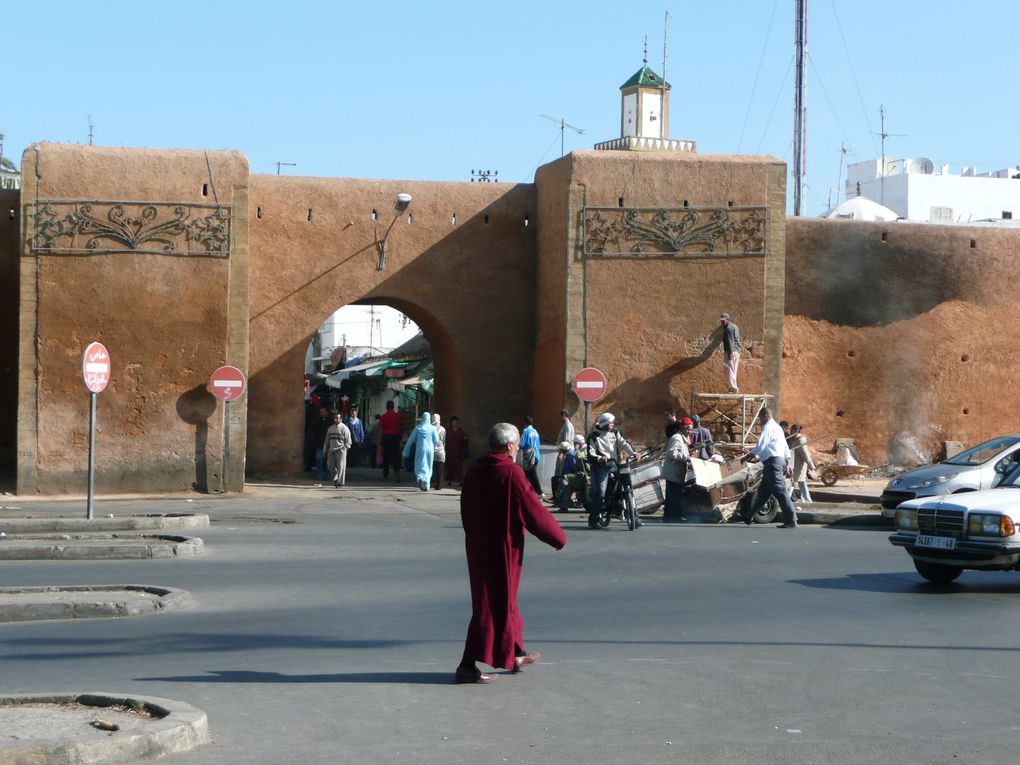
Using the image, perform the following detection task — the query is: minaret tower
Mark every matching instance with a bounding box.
[594,43,695,153]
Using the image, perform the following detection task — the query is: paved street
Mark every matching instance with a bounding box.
[3,481,1020,764]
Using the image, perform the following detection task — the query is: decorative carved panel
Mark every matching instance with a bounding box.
[583,206,768,258]
[29,201,232,257]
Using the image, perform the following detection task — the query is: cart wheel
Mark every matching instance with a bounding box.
[821,468,839,487]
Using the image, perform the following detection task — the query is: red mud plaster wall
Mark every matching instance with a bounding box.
[783,218,1020,464]
[246,176,538,474]
[23,144,247,493]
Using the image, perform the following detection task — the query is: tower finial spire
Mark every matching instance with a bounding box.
[643,34,648,66]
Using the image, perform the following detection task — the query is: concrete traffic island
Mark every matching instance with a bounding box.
[0,534,204,560]
[0,693,209,765]
[0,513,210,534]
[0,585,193,623]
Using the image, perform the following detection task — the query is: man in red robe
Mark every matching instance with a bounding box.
[456,422,567,684]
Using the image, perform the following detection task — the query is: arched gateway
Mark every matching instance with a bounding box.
[7,143,787,494]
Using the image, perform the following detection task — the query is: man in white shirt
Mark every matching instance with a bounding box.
[739,407,799,528]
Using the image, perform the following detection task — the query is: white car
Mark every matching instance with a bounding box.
[889,463,1020,583]
[880,434,1020,518]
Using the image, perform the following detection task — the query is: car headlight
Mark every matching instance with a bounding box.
[906,473,959,490]
[895,508,918,531]
[967,513,1016,538]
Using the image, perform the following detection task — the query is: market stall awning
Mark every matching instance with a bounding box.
[324,359,391,388]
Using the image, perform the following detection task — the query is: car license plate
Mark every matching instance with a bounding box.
[917,534,956,550]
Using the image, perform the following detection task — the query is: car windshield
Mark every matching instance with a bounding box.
[944,435,1020,466]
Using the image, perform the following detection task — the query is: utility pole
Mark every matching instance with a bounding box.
[275,161,296,175]
[88,114,94,146]
[792,0,807,216]
[877,105,906,206]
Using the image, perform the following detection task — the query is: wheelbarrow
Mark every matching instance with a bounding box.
[818,464,870,486]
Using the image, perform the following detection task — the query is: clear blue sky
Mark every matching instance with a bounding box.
[4,0,1017,215]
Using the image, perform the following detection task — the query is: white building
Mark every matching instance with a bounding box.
[845,157,1020,223]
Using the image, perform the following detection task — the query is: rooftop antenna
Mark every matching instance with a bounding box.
[835,142,848,206]
[275,161,296,175]
[88,114,94,146]
[876,105,906,205]
[661,11,671,140]
[792,0,807,216]
[540,114,586,157]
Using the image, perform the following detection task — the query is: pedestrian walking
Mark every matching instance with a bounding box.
[519,416,544,496]
[445,416,468,486]
[346,408,365,468]
[720,313,742,393]
[367,414,381,469]
[403,411,439,491]
[456,422,567,684]
[323,413,352,488]
[312,405,332,480]
[379,401,403,482]
[789,424,816,503]
[556,409,575,446]
[740,407,799,528]
[431,413,447,490]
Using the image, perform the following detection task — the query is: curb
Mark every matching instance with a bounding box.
[0,692,209,765]
[0,534,204,561]
[0,585,193,623]
[0,514,209,534]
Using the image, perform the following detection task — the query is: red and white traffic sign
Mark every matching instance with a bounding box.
[572,367,608,403]
[82,341,111,394]
[209,365,247,402]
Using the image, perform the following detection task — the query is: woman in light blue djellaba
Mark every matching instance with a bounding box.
[403,412,439,491]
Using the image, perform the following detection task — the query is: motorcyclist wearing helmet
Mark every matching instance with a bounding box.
[586,412,638,528]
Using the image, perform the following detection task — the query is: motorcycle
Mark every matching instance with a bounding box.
[586,459,640,530]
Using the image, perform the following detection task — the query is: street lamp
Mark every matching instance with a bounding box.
[376,193,413,270]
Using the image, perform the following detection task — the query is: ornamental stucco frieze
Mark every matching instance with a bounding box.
[583,206,768,258]
[28,201,232,257]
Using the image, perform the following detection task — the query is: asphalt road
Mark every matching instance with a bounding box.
[3,483,1020,764]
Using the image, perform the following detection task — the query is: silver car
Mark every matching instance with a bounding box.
[880,434,1020,517]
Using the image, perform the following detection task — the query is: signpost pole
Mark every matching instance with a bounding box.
[223,399,231,494]
[87,391,97,520]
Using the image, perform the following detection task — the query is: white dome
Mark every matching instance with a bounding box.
[822,196,899,222]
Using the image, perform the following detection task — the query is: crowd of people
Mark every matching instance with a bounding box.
[304,397,470,491]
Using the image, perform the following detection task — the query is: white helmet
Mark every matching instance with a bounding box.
[596,412,615,429]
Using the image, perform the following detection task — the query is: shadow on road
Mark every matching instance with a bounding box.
[792,571,1020,594]
[136,669,453,684]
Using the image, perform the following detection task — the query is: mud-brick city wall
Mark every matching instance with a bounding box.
[0,189,19,471]
[245,176,538,476]
[783,218,1020,465]
[17,145,249,494]
[533,150,786,447]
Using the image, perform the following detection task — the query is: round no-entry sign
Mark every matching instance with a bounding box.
[82,341,111,394]
[209,365,247,402]
[572,367,608,403]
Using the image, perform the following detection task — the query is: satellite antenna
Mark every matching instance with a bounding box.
[540,114,586,157]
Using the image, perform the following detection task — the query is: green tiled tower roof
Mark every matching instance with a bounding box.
[620,66,670,90]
